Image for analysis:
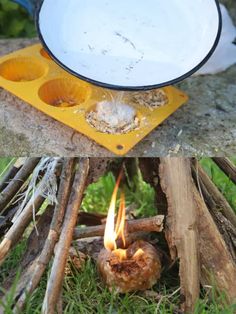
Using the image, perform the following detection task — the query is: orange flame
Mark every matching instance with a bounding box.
[104,170,126,251]
[115,191,126,248]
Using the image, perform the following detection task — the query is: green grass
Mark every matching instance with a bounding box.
[0,249,235,314]
[0,158,236,313]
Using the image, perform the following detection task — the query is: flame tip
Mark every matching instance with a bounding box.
[104,169,126,251]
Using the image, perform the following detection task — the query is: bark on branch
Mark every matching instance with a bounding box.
[42,158,89,314]
[0,158,40,213]
[0,158,26,193]
[11,159,76,312]
[212,158,236,185]
[192,161,236,230]
[73,215,164,240]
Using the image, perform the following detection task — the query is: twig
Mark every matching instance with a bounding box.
[0,158,26,193]
[11,159,76,312]
[73,215,165,240]
[0,158,40,213]
[0,206,17,238]
[42,158,89,314]
[212,158,236,185]
[0,205,54,308]
[0,160,61,265]
[0,191,45,266]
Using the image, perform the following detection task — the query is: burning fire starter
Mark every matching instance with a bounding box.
[97,171,161,293]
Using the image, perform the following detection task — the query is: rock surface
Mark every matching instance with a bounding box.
[0,2,235,157]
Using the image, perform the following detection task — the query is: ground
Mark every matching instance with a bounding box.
[0,1,235,157]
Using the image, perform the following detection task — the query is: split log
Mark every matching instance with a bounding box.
[159,158,200,313]
[192,161,236,230]
[10,159,76,312]
[42,158,89,314]
[0,158,40,213]
[212,157,236,185]
[0,158,26,193]
[192,185,236,304]
[191,162,236,261]
[73,215,164,240]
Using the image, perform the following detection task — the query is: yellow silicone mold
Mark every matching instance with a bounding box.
[0,44,189,155]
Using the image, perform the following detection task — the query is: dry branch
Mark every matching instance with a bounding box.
[0,158,40,213]
[0,206,54,307]
[73,215,164,240]
[0,158,26,193]
[192,162,236,261]
[42,158,89,314]
[0,207,16,238]
[10,159,76,312]
[212,158,236,185]
[192,161,236,230]
[0,193,45,266]
[159,158,200,313]
[192,185,236,304]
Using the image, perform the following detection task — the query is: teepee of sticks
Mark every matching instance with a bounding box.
[0,157,235,313]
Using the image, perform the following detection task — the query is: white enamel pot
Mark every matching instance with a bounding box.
[36,0,222,91]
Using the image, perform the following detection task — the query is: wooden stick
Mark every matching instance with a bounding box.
[10,159,76,312]
[192,185,236,304]
[0,206,17,238]
[192,162,236,261]
[0,158,26,193]
[0,158,40,213]
[212,158,236,185]
[159,158,200,313]
[42,158,89,314]
[0,206,54,312]
[0,157,60,265]
[192,161,236,229]
[73,215,164,240]
[0,190,45,266]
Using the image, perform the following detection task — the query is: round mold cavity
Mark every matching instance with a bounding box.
[85,102,141,135]
[40,48,52,60]
[38,78,91,108]
[0,57,47,82]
